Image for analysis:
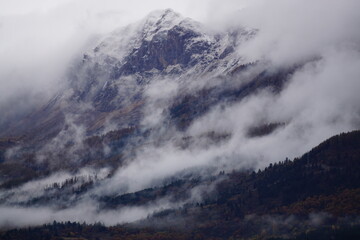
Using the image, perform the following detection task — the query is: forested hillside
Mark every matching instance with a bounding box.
[1,130,359,239]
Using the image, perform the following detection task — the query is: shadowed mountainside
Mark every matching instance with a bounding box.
[1,130,359,239]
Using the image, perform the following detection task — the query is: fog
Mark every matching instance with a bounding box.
[0,197,180,228]
[1,0,360,228]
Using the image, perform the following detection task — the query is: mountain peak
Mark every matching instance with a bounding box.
[88,9,216,79]
[150,8,180,22]
[140,8,190,41]
[85,8,253,82]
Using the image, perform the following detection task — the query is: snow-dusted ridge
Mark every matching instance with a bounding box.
[82,8,255,82]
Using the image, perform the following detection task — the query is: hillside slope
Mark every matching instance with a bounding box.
[1,130,360,239]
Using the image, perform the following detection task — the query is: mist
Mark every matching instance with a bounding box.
[1,0,360,228]
[0,197,180,228]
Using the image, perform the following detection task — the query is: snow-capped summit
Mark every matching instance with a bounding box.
[82,8,253,82]
[140,8,187,41]
[63,9,257,118]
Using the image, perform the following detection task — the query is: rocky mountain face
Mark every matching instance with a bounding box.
[3,9,254,136]
[0,9,301,205]
[0,9,262,169]
[0,8,339,232]
[69,9,257,120]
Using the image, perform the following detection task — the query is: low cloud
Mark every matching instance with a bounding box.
[0,197,181,228]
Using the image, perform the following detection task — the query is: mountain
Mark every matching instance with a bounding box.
[2,9,242,135]
[0,7,359,240]
[0,9,287,184]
